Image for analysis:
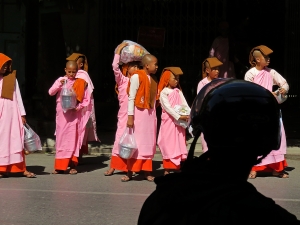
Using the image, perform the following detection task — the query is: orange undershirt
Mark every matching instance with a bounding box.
[162,159,181,170]
[110,156,152,172]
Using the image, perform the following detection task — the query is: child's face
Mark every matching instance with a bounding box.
[127,65,139,78]
[168,74,179,88]
[260,54,270,67]
[0,62,9,74]
[206,66,219,80]
[146,58,158,74]
[65,65,77,79]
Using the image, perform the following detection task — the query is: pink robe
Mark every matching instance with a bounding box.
[196,77,210,152]
[209,36,235,78]
[48,77,81,159]
[251,69,287,166]
[111,54,129,156]
[75,70,99,148]
[157,88,187,165]
[128,74,157,160]
[0,76,25,165]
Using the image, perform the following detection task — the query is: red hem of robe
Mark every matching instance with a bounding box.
[252,159,288,172]
[110,156,128,172]
[127,159,152,172]
[0,151,26,173]
[55,156,78,171]
[163,159,181,170]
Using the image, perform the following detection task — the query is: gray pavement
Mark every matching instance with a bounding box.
[0,150,300,225]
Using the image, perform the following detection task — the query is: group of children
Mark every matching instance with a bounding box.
[0,42,289,180]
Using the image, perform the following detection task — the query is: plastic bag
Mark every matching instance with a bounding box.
[24,123,42,152]
[174,105,191,128]
[118,127,137,159]
[60,80,77,113]
[115,40,150,64]
[274,89,288,104]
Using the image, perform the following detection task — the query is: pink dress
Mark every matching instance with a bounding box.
[75,70,99,148]
[0,76,25,165]
[111,54,129,157]
[209,36,235,78]
[245,67,288,166]
[157,88,188,166]
[48,77,81,159]
[196,77,210,152]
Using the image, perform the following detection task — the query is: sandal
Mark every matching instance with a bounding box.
[248,171,257,179]
[69,169,78,175]
[272,171,289,178]
[104,168,115,176]
[23,171,37,178]
[121,175,132,182]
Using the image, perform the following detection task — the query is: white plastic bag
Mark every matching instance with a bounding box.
[119,127,137,159]
[60,80,77,113]
[174,105,191,128]
[274,89,288,104]
[24,123,42,152]
[115,40,150,64]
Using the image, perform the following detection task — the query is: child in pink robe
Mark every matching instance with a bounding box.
[104,42,140,176]
[124,54,158,182]
[0,53,36,178]
[245,45,289,179]
[157,68,189,175]
[66,53,99,159]
[196,57,223,153]
[49,61,90,174]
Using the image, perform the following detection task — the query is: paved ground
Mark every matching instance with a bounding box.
[0,151,300,225]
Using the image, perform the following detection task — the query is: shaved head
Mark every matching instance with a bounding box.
[66,60,78,69]
[253,50,262,58]
[141,54,157,67]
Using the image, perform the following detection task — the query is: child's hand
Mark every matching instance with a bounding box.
[21,116,26,125]
[116,42,128,55]
[179,115,189,122]
[127,115,134,128]
[279,88,287,95]
[60,79,66,85]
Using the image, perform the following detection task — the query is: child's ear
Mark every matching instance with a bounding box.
[205,68,210,74]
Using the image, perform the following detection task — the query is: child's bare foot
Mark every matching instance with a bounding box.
[69,168,77,175]
[144,171,155,182]
[52,170,64,174]
[121,171,133,182]
[104,168,115,176]
[164,170,170,176]
[23,170,36,178]
[272,170,289,178]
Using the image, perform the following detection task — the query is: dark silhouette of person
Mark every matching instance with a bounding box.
[138,79,300,225]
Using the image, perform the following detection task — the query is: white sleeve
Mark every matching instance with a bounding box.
[179,91,190,109]
[270,69,289,92]
[244,70,255,82]
[15,79,26,116]
[159,89,181,121]
[128,74,139,115]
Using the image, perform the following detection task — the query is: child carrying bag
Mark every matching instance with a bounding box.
[24,123,42,152]
[60,80,77,113]
[118,127,137,159]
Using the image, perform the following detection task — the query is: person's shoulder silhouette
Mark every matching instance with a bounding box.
[138,79,300,225]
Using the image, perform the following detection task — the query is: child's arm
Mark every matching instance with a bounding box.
[48,77,65,96]
[15,79,26,124]
[179,91,190,109]
[271,69,289,94]
[75,88,91,111]
[244,70,255,82]
[113,42,128,85]
[127,74,139,128]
